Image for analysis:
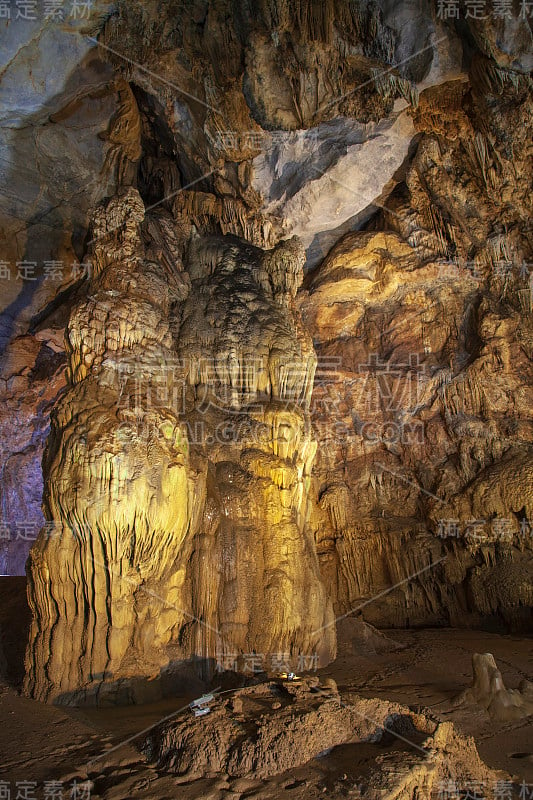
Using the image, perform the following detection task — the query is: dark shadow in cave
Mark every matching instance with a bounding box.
[0,576,31,689]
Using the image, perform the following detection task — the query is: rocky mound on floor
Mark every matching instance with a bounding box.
[142,678,502,798]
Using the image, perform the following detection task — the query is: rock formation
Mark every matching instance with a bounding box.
[24,187,335,703]
[0,0,529,705]
[143,677,501,799]
[453,652,533,722]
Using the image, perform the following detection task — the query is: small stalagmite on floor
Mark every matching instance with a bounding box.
[454,653,533,722]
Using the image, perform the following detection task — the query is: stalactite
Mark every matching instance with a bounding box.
[370,68,419,108]
[173,191,276,249]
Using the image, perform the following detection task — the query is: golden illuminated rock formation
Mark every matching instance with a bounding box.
[24,187,335,704]
[0,0,529,709]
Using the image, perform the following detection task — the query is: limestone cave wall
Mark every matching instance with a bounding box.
[0,0,531,702]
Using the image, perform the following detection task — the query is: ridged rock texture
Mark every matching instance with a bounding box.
[0,0,529,703]
[301,65,533,630]
[24,188,335,703]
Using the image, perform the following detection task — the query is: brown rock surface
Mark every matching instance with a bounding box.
[143,678,502,800]
[0,0,528,717]
[299,69,533,631]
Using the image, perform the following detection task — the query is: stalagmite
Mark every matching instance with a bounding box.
[25,188,335,704]
[454,653,533,721]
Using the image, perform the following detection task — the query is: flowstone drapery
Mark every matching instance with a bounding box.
[24,188,335,704]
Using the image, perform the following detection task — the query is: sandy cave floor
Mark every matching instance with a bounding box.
[0,578,532,799]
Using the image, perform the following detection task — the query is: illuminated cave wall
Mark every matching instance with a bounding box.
[0,0,531,701]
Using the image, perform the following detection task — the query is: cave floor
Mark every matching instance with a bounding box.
[0,578,532,799]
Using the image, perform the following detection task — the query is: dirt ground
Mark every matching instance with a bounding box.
[0,577,531,799]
